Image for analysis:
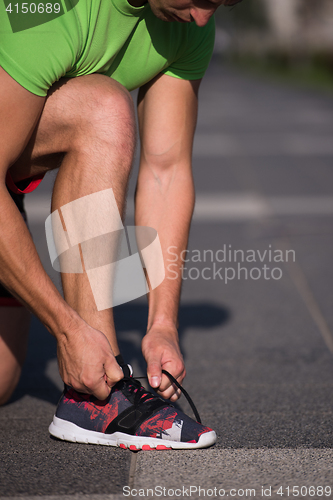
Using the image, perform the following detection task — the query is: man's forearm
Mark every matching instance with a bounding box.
[135,159,195,330]
[0,186,78,337]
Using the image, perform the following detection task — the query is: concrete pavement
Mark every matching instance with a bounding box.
[1,61,333,499]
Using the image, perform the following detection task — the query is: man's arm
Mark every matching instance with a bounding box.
[136,73,201,401]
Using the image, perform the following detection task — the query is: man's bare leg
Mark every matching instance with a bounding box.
[0,69,124,402]
[48,75,136,355]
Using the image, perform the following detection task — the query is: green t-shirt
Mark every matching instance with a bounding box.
[0,0,215,96]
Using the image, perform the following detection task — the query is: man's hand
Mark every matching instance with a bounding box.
[56,320,124,400]
[142,325,185,402]
[136,75,198,403]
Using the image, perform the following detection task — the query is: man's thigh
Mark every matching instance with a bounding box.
[9,74,135,185]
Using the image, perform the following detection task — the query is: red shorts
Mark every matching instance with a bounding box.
[0,297,23,307]
[6,171,45,194]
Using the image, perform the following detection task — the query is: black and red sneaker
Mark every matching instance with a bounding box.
[48,357,216,450]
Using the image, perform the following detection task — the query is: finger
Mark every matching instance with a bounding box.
[146,358,162,389]
[159,388,181,401]
[157,372,183,400]
[158,365,186,393]
[104,356,124,387]
[91,379,112,401]
[170,390,182,402]
[75,374,111,401]
[156,371,175,393]
[159,383,182,401]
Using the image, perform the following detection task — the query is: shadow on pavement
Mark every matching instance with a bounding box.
[9,301,230,406]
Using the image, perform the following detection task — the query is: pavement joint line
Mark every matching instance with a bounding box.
[276,237,333,355]
[128,451,138,490]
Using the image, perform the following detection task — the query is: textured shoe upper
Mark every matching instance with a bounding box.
[56,385,132,433]
[135,406,212,442]
[55,377,212,443]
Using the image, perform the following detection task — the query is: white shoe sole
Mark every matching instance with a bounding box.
[49,416,217,450]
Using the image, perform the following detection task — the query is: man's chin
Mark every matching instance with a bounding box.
[149,4,175,22]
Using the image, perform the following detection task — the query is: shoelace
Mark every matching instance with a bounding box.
[115,354,202,423]
[121,376,156,406]
[124,370,201,424]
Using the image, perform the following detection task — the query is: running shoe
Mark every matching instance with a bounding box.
[49,356,216,450]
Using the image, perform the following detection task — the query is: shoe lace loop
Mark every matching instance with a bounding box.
[115,354,202,423]
[122,376,155,406]
[124,370,201,424]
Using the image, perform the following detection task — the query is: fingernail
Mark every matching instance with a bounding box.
[150,376,160,388]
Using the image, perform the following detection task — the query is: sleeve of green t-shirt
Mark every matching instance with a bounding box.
[162,16,215,81]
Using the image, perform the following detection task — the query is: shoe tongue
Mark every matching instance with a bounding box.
[115,354,133,378]
[115,354,155,403]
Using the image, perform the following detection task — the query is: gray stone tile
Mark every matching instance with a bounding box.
[134,449,333,499]
[0,418,131,497]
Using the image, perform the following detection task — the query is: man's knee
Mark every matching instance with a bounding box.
[12,75,136,183]
[58,75,136,161]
